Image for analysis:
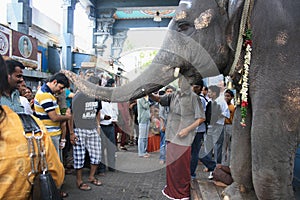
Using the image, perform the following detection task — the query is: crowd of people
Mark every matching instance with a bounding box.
[0,54,236,200]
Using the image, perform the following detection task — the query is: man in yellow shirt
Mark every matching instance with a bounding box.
[34,72,72,160]
[222,89,235,166]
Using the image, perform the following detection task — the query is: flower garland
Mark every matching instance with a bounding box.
[240,29,252,127]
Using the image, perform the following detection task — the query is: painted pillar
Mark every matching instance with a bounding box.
[111,29,128,61]
[94,8,116,57]
[7,0,32,34]
[61,0,76,70]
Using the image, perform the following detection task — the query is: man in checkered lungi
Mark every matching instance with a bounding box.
[69,76,103,191]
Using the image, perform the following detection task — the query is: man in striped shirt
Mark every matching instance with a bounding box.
[34,72,72,160]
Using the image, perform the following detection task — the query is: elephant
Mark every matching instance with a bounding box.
[63,0,300,199]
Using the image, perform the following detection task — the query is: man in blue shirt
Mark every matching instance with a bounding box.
[190,79,215,179]
[0,59,25,113]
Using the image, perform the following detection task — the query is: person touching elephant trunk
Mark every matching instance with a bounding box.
[62,0,300,198]
[149,77,205,200]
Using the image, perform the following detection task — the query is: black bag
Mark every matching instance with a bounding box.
[32,172,62,200]
[18,113,62,200]
[201,98,222,126]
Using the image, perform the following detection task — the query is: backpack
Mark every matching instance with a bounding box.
[200,95,222,126]
[199,95,210,128]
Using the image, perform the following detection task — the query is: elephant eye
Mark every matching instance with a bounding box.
[177,22,191,32]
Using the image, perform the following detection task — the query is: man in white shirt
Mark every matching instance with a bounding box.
[18,80,33,114]
[98,78,117,175]
[200,85,230,179]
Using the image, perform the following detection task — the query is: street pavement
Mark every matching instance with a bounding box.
[62,144,300,200]
[62,145,170,200]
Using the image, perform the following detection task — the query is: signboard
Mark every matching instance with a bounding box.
[12,30,38,61]
[0,24,12,57]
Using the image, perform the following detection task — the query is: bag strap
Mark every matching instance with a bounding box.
[18,113,41,134]
[18,114,48,179]
[199,94,208,102]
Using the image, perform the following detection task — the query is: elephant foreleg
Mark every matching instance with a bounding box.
[223,107,257,199]
[251,110,297,200]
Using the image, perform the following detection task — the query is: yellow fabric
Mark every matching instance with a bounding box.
[0,106,64,200]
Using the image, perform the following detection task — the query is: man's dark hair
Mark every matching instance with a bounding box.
[26,86,32,92]
[165,85,176,92]
[224,89,234,97]
[193,79,204,88]
[49,72,70,88]
[0,55,8,95]
[159,90,165,95]
[208,85,220,97]
[5,60,25,75]
[0,55,7,122]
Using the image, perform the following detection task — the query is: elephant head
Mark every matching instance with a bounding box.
[63,0,245,102]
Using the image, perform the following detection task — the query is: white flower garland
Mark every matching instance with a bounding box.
[240,44,252,126]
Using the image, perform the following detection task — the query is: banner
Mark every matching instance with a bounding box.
[12,30,38,60]
[0,24,12,57]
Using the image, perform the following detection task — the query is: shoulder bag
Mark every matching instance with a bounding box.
[18,113,62,200]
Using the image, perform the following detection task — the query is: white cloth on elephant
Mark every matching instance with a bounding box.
[199,124,224,158]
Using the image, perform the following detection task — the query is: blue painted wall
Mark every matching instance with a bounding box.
[48,46,61,74]
[294,146,300,189]
[38,46,48,72]
[72,52,95,74]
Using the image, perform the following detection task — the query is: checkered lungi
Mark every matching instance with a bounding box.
[73,128,101,169]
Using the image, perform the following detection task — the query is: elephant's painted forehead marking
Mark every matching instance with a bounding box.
[194,9,213,30]
[175,11,187,20]
[176,0,192,20]
[275,31,288,46]
[287,87,300,110]
[285,86,300,131]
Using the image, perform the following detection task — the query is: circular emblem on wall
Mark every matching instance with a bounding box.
[18,35,32,58]
[0,32,9,55]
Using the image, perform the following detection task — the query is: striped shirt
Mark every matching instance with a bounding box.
[34,83,61,136]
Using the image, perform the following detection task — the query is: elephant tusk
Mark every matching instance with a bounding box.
[223,195,230,200]
[174,67,180,77]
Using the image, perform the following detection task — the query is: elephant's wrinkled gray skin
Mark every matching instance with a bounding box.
[64,0,300,199]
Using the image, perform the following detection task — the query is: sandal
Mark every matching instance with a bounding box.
[89,178,102,186]
[60,190,69,198]
[78,183,91,191]
[143,153,150,158]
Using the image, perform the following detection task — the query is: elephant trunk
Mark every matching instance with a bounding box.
[62,61,177,102]
[63,30,220,102]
